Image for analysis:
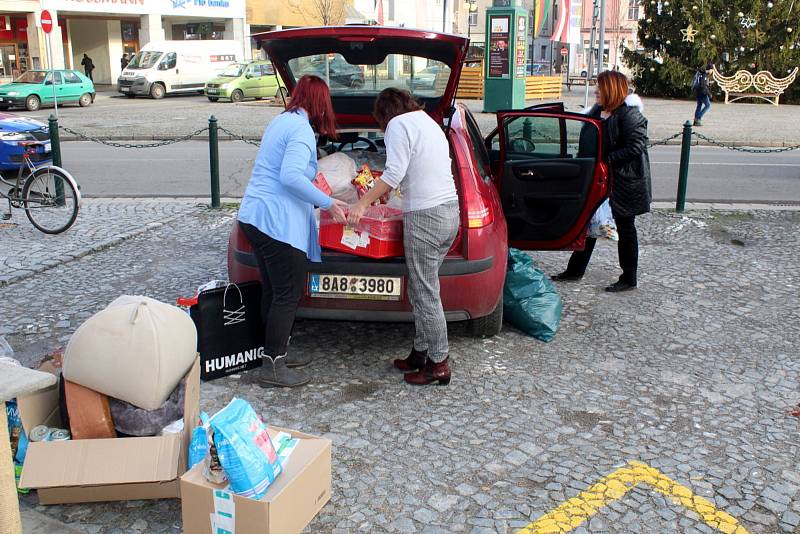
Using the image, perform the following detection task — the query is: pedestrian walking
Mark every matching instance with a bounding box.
[81,54,95,81]
[121,53,129,70]
[553,70,651,292]
[692,62,714,126]
[349,88,460,386]
[237,75,347,388]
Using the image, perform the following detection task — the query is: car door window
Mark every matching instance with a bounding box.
[502,115,598,161]
[262,63,275,76]
[464,110,491,182]
[64,71,82,84]
[497,112,606,249]
[247,65,260,78]
[159,52,177,70]
[45,72,63,85]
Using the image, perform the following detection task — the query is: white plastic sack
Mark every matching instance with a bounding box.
[588,199,619,241]
[317,152,358,204]
[63,295,197,411]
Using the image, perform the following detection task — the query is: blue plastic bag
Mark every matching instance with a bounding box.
[588,199,618,241]
[503,249,563,342]
[188,412,209,470]
[209,398,282,499]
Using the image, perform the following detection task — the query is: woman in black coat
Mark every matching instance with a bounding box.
[554,70,652,292]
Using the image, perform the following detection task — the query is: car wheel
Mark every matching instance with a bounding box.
[78,93,92,107]
[275,86,289,99]
[230,89,244,103]
[25,95,40,112]
[150,83,165,99]
[207,96,219,102]
[470,297,503,338]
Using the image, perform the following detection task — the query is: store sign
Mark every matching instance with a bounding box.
[488,15,510,79]
[42,0,244,18]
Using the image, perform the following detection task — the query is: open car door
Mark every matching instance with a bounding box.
[488,109,609,250]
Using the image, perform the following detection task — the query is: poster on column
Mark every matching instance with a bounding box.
[488,16,510,78]
[515,15,526,78]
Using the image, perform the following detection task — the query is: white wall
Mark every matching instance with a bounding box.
[69,19,113,84]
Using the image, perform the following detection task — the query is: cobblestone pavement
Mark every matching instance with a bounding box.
[32,87,800,146]
[2,202,799,533]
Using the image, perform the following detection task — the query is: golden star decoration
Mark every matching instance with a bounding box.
[681,24,700,42]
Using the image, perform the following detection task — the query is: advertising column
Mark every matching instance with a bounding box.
[483,1,528,112]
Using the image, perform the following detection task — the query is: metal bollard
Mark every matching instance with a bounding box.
[48,114,64,204]
[209,115,220,209]
[675,120,693,213]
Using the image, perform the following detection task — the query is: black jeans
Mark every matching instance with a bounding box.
[565,213,639,285]
[239,222,308,356]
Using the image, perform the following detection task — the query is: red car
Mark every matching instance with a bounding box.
[228,27,608,337]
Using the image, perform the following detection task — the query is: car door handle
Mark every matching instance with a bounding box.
[519,169,538,179]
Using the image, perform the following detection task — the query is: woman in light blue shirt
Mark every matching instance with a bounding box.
[238,75,346,388]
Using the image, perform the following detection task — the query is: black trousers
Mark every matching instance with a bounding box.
[566,213,639,285]
[239,222,308,356]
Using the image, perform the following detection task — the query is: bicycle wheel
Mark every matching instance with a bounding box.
[22,167,79,234]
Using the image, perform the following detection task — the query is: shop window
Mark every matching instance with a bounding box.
[64,71,82,84]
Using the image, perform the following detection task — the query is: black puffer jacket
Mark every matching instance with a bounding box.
[601,104,652,217]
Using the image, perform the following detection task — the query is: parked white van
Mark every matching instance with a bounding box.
[117,40,243,99]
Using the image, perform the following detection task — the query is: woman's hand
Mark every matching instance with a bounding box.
[326,199,348,224]
[347,200,368,226]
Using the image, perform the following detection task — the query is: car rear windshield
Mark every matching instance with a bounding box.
[127,51,163,70]
[14,71,47,84]
[288,54,451,98]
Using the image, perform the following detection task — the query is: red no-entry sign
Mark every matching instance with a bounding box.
[560,47,568,57]
[40,10,53,34]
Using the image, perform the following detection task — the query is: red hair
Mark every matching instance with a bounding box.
[597,70,629,112]
[285,75,337,138]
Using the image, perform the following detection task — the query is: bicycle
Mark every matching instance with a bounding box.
[0,141,80,234]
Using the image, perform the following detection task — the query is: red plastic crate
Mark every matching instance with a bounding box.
[319,207,404,259]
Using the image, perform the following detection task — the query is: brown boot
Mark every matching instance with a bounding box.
[404,358,451,386]
[393,348,427,372]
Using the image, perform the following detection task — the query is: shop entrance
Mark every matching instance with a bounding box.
[0,43,19,80]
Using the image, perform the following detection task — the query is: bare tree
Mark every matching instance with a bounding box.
[287,0,348,26]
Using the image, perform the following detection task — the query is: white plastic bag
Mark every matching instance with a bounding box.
[588,199,619,241]
[317,152,358,204]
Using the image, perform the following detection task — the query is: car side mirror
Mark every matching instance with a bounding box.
[44,81,52,86]
[245,73,252,79]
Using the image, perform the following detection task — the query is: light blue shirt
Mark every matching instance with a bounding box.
[238,109,332,262]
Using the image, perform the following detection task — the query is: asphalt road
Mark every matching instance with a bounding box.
[57,141,800,203]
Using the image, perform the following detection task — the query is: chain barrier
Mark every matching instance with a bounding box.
[217,126,261,147]
[647,132,683,148]
[691,131,800,154]
[58,125,209,149]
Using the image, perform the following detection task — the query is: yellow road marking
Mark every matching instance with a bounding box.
[517,461,750,534]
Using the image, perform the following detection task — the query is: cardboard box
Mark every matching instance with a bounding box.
[180,427,331,534]
[18,357,200,504]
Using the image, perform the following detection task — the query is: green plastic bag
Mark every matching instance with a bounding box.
[503,249,563,342]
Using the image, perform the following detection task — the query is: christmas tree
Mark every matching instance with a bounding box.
[623,0,800,102]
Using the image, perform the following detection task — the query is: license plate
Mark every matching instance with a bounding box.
[309,274,402,301]
[120,87,129,92]
[207,89,217,94]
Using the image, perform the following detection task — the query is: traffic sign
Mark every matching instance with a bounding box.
[560,46,568,57]
[40,10,53,34]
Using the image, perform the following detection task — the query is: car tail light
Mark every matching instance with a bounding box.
[462,181,493,229]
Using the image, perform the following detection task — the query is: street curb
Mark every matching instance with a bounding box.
[0,206,204,289]
[652,201,800,211]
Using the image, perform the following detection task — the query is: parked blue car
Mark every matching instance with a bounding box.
[0,113,51,172]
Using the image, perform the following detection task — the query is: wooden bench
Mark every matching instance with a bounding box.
[526,76,562,100]
[713,67,798,107]
[565,76,596,91]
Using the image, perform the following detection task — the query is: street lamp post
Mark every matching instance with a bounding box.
[465,0,478,45]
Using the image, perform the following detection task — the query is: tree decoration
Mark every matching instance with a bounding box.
[681,24,700,42]
[740,16,757,28]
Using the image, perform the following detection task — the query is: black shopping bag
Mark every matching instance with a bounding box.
[190,281,264,381]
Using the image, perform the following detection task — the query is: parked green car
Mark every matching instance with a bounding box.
[0,70,95,112]
[204,61,287,103]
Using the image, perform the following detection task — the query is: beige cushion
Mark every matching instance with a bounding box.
[63,296,197,410]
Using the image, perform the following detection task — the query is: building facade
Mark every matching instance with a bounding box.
[0,0,247,84]
[578,0,641,74]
